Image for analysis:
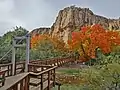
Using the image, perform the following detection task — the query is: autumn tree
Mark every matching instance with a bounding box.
[31,34,66,50]
[30,34,68,59]
[68,24,120,62]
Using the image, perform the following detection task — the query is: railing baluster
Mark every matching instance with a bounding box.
[48,71,50,90]
[20,80,23,90]
[13,84,17,90]
[24,75,29,90]
[14,62,16,75]
[53,68,55,87]
[41,67,43,71]
[7,65,9,76]
[41,74,43,90]
[11,64,13,76]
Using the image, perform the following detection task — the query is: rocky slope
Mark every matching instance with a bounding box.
[31,27,50,36]
[50,6,120,42]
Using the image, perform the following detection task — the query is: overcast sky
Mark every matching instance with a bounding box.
[0,0,120,36]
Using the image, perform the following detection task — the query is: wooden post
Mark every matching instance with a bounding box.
[48,71,50,90]
[20,80,24,90]
[41,67,44,71]
[53,68,55,87]
[8,65,9,76]
[12,37,16,75]
[10,63,13,76]
[41,74,43,90]
[58,85,60,90]
[13,84,17,90]
[24,75,29,90]
[25,35,30,72]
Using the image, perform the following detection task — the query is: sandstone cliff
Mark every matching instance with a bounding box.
[50,6,120,42]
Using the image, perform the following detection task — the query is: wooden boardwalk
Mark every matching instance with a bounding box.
[0,73,54,90]
[0,57,75,90]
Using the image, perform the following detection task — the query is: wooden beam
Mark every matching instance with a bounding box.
[12,38,15,75]
[14,44,26,48]
[25,35,30,72]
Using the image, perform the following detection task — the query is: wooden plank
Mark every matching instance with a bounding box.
[48,71,50,90]
[0,73,29,90]
[0,57,75,90]
[41,74,43,90]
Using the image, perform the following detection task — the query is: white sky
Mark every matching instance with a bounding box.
[0,0,120,36]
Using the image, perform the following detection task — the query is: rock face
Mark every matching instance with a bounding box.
[31,28,50,36]
[50,6,120,42]
[30,6,120,42]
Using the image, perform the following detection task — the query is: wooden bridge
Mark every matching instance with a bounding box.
[0,57,75,90]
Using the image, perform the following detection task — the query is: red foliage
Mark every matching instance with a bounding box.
[68,24,120,62]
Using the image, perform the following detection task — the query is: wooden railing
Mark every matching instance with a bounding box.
[0,63,12,77]
[31,56,75,67]
[28,64,52,72]
[29,65,57,90]
[0,56,75,77]
[0,62,25,76]
[0,56,72,90]
[1,65,57,90]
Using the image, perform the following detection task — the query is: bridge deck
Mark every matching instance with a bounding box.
[0,73,29,90]
[0,57,74,90]
[0,73,54,90]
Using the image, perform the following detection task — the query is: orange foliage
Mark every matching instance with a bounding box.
[30,34,48,49]
[50,36,66,51]
[30,34,66,51]
[68,24,120,62]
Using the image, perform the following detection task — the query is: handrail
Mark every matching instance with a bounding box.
[0,65,57,90]
[29,65,57,90]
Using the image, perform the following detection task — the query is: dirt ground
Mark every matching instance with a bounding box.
[56,62,88,71]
